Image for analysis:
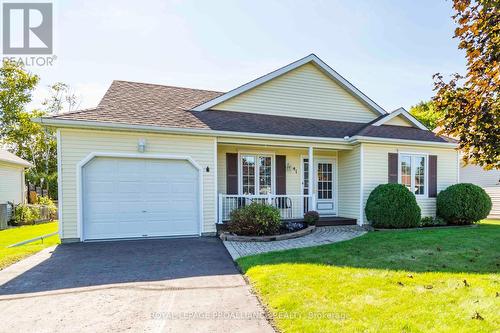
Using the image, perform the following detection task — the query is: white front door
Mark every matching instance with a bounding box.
[315,159,336,215]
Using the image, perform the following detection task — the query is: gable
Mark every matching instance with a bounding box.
[384,115,416,127]
[212,63,381,123]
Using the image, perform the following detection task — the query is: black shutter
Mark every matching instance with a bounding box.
[388,153,398,183]
[429,155,438,197]
[226,153,238,194]
[275,155,286,195]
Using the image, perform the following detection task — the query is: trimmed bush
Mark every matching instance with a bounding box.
[12,204,41,225]
[437,183,492,225]
[227,203,281,236]
[365,183,421,228]
[304,211,320,225]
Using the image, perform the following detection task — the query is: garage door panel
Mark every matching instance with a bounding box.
[83,157,200,240]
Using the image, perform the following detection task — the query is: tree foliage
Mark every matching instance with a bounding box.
[0,60,78,199]
[409,100,445,130]
[433,0,499,169]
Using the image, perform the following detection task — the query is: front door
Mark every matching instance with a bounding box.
[315,159,336,215]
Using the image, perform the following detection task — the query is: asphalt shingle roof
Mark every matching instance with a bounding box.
[48,80,448,143]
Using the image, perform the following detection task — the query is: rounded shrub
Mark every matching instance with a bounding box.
[304,211,320,225]
[437,183,492,225]
[227,203,281,236]
[365,183,421,228]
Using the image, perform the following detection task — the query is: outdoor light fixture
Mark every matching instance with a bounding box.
[206,166,210,172]
[137,139,146,152]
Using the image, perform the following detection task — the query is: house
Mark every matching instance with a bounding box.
[460,164,499,218]
[36,54,459,242]
[0,150,31,222]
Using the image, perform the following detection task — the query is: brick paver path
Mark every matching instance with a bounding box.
[223,225,367,260]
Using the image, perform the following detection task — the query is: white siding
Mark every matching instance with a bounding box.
[0,162,24,204]
[484,187,500,218]
[362,143,458,220]
[460,164,499,187]
[59,129,216,239]
[384,116,414,127]
[213,63,380,123]
[338,146,360,220]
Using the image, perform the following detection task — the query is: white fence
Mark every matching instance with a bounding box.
[218,194,315,223]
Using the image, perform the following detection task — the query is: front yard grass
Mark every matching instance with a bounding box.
[0,222,59,270]
[238,220,500,333]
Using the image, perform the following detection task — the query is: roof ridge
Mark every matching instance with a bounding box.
[112,80,224,94]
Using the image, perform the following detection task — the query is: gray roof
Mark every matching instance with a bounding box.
[47,80,448,143]
[0,150,32,167]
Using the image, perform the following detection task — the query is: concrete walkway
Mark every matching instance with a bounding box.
[0,238,274,333]
[223,225,367,260]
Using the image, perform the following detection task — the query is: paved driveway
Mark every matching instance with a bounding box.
[0,238,274,333]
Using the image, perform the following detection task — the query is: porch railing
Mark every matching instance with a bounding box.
[218,194,315,223]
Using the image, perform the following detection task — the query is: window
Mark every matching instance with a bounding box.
[399,154,427,196]
[240,154,273,195]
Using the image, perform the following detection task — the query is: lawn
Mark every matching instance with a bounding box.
[238,220,500,333]
[0,221,59,270]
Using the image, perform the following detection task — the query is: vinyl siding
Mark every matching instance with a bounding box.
[384,116,414,127]
[460,164,500,218]
[213,63,380,123]
[59,128,216,239]
[338,146,360,220]
[0,162,24,204]
[362,143,458,221]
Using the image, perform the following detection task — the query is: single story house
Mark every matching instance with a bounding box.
[0,150,31,222]
[36,54,459,242]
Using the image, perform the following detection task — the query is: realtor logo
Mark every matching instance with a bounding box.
[2,2,53,54]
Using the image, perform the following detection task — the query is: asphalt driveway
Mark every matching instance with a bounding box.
[0,237,274,333]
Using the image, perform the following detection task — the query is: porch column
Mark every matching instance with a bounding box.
[308,146,314,211]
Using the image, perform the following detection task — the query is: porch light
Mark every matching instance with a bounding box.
[137,139,146,152]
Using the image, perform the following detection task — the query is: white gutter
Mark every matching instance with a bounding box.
[34,117,458,148]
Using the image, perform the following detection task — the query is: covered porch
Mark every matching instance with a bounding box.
[216,137,360,225]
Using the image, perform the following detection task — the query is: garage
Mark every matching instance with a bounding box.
[82,156,200,240]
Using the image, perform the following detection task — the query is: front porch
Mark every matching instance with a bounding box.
[216,139,361,226]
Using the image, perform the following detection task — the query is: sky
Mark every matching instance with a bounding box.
[23,0,466,112]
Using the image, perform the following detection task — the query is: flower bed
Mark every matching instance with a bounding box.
[220,225,315,242]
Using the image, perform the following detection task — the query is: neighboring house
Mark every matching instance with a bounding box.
[460,164,500,218]
[0,150,31,220]
[36,54,459,242]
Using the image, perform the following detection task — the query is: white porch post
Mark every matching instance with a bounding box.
[308,146,314,211]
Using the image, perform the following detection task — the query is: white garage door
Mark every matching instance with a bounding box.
[82,157,200,240]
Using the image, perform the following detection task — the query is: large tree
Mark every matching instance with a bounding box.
[433,0,499,169]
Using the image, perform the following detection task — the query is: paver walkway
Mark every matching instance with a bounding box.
[223,225,367,259]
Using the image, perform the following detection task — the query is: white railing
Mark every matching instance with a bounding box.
[218,194,316,223]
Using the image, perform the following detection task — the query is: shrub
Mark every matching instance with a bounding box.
[419,216,447,227]
[12,204,41,225]
[365,183,421,228]
[304,211,320,225]
[437,183,492,225]
[226,203,281,236]
[38,196,57,220]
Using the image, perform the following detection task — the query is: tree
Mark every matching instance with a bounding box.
[409,100,445,130]
[0,59,39,141]
[0,60,78,199]
[433,0,499,169]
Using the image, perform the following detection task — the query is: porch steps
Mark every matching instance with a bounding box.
[316,217,357,226]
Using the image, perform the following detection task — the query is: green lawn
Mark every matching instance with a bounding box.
[238,220,500,333]
[0,221,59,270]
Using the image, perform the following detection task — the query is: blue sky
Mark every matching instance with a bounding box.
[28,0,466,112]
